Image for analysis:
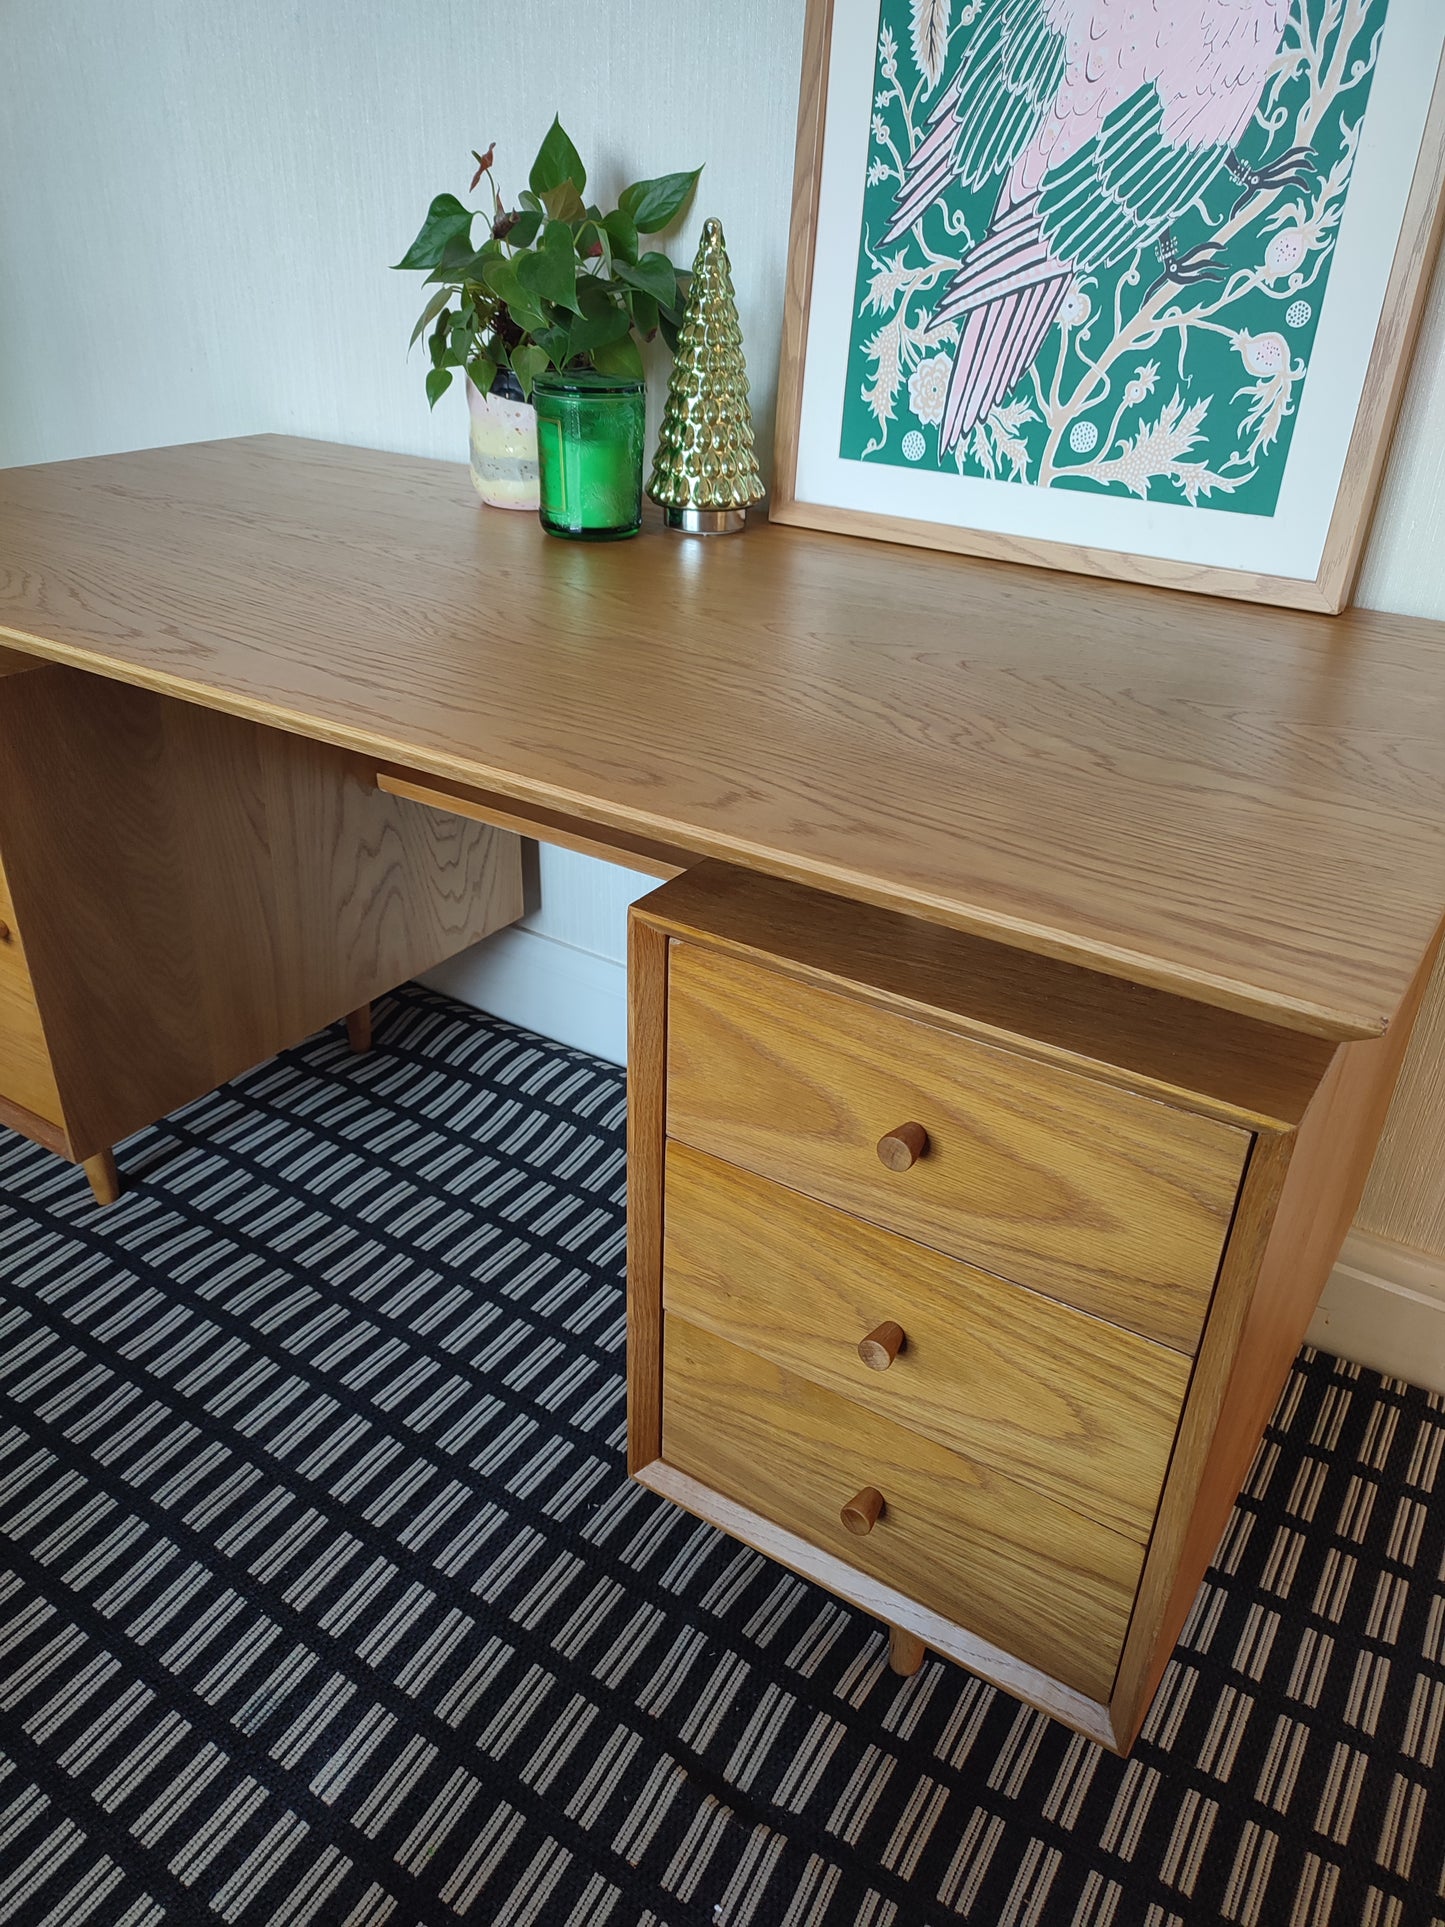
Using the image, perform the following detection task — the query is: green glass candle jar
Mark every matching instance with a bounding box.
[532,371,646,541]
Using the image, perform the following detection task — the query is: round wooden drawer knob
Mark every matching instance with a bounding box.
[857,1321,905,1371]
[840,1486,885,1536]
[876,1122,928,1171]
[0,920,10,943]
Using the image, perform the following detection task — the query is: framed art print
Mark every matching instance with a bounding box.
[772,0,1445,610]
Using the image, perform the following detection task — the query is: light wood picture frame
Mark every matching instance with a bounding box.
[772,0,1445,612]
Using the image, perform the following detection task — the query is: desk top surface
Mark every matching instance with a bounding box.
[3,432,1444,1040]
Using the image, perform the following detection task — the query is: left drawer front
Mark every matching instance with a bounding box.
[666,942,1248,1353]
[663,1315,1143,1703]
[0,856,64,1130]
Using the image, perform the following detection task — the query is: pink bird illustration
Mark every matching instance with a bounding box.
[885,0,1313,452]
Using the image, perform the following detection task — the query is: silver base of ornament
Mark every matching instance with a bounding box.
[664,505,747,536]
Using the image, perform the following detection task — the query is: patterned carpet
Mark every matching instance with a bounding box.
[0,986,1441,1927]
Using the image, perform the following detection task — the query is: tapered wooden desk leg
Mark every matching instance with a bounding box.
[83,1150,121,1206]
[889,1625,926,1677]
[345,1003,373,1054]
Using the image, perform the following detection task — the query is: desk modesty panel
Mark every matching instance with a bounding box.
[4,435,1445,1040]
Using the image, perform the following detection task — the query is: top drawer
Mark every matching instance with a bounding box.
[666,943,1248,1352]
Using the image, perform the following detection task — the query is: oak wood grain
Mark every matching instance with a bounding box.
[636,1460,1119,1749]
[771,0,1445,617]
[376,767,693,880]
[1109,921,1441,1747]
[1357,942,1445,1251]
[0,1088,67,1156]
[636,862,1334,1131]
[666,941,1248,1351]
[0,847,64,1129]
[662,1316,1142,1702]
[888,1626,927,1678]
[2,437,1445,1035]
[663,1143,1190,1542]
[0,662,523,1159]
[82,1149,120,1207]
[625,911,670,1473]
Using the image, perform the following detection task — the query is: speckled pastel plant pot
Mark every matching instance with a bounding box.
[466,372,540,511]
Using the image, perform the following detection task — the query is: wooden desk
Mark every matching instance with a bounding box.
[3,433,1445,1750]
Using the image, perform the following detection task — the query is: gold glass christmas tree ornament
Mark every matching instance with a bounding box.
[648,218,765,534]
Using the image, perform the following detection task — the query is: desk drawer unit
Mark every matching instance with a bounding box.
[627,863,1387,1754]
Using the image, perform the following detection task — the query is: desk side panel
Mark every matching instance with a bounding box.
[0,665,523,1158]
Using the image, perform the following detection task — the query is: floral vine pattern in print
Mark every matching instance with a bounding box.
[841,0,1389,516]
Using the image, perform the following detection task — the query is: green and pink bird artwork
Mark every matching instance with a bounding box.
[843,0,1389,513]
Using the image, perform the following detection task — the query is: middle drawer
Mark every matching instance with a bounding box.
[664,1142,1189,1543]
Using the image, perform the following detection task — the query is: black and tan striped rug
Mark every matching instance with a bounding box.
[0,986,1441,1927]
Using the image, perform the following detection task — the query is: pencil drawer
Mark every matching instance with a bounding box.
[662,1141,1190,1543]
[665,941,1248,1352]
[662,1315,1142,1701]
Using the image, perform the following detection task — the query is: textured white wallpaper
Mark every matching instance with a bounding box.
[2,0,1443,979]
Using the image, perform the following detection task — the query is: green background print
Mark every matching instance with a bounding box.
[841,0,1389,515]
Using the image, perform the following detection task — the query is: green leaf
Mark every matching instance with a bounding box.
[626,288,660,337]
[510,343,550,397]
[658,308,681,354]
[601,208,638,265]
[533,323,572,368]
[590,334,645,380]
[518,189,542,214]
[480,255,548,335]
[394,193,474,270]
[617,250,677,306]
[428,310,452,368]
[567,299,631,359]
[467,352,499,398]
[409,286,452,348]
[539,179,586,224]
[576,220,612,277]
[504,209,543,248]
[516,221,582,313]
[529,116,586,196]
[426,366,454,408]
[618,166,701,234]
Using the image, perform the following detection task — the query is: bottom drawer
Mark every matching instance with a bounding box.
[662,1316,1143,1701]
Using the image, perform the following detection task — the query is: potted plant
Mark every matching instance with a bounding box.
[395,119,700,511]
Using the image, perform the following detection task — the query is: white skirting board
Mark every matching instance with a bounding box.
[1309,1230,1445,1394]
[422,925,628,1066]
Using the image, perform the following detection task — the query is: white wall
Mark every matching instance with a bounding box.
[3,0,1444,1055]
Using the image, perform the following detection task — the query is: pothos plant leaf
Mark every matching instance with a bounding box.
[394,193,473,270]
[529,116,586,197]
[539,179,587,224]
[591,334,646,380]
[616,251,678,307]
[509,343,550,396]
[618,168,701,234]
[397,126,703,408]
[601,208,639,266]
[627,288,660,337]
[409,286,452,348]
